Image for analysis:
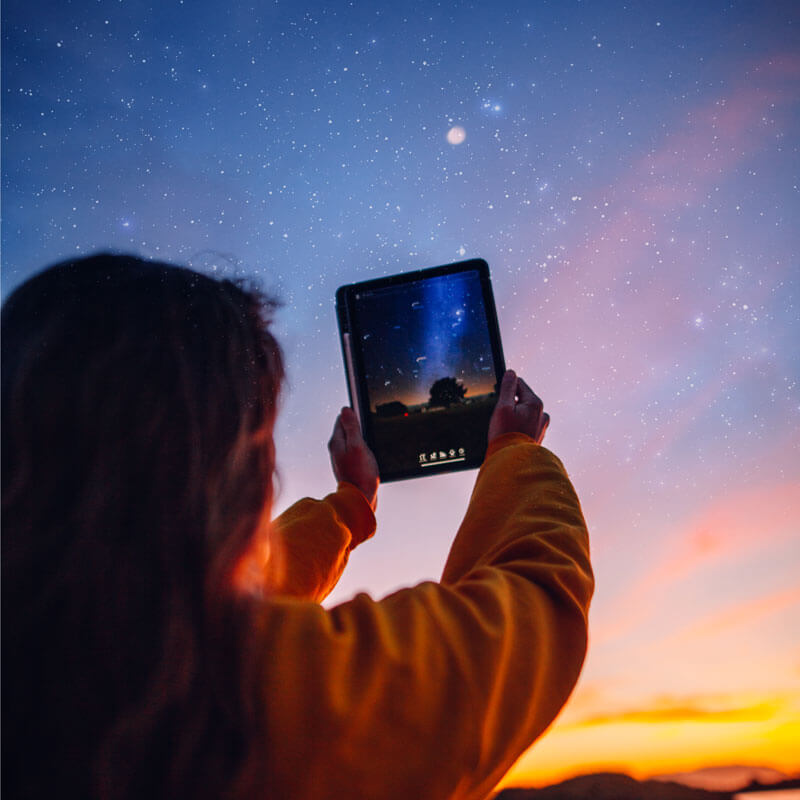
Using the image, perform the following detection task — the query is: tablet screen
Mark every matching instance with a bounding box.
[341,261,504,480]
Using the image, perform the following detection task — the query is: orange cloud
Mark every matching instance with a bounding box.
[566,697,780,729]
[499,690,800,790]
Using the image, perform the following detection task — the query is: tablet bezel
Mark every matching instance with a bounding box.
[336,258,506,482]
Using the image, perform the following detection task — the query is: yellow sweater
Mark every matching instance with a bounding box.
[248,432,594,799]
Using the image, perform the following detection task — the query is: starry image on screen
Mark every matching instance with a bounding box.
[352,269,501,478]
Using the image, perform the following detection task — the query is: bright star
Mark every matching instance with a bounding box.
[446,125,466,145]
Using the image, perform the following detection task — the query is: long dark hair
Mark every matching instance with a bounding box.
[2,254,284,799]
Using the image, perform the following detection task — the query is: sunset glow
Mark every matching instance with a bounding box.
[496,690,800,789]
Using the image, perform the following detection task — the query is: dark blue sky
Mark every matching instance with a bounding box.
[5,1,797,297]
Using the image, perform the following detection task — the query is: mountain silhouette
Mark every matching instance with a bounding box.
[655,766,790,792]
[495,772,734,800]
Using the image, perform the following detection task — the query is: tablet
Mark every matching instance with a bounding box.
[336,258,505,482]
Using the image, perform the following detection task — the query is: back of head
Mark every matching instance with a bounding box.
[2,253,283,799]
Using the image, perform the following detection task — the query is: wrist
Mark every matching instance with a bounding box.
[330,482,378,544]
[486,431,537,458]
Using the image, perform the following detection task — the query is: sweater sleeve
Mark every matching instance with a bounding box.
[247,435,593,800]
[265,482,377,603]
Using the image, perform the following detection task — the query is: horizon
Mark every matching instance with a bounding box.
[501,763,800,792]
[491,766,800,800]
[372,385,497,412]
[493,764,800,797]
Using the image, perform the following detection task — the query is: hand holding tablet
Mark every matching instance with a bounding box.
[488,370,550,445]
[328,406,380,510]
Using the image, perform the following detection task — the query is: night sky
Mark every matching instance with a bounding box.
[353,269,497,409]
[2,0,799,788]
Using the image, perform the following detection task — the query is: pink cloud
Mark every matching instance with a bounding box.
[510,50,800,347]
[592,480,800,646]
[667,584,800,645]
[643,482,799,587]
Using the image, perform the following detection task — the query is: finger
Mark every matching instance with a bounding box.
[497,369,517,407]
[328,414,346,453]
[516,378,543,410]
[340,407,361,442]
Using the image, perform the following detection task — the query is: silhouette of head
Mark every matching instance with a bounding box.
[2,252,284,798]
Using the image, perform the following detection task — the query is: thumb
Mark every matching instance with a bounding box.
[497,370,517,407]
[328,414,346,454]
[340,407,362,441]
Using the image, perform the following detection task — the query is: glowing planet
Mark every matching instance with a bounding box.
[446,125,466,145]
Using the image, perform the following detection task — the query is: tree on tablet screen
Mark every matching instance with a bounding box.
[428,377,467,408]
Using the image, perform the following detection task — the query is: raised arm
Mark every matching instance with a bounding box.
[266,484,376,603]
[244,374,594,799]
[258,406,379,603]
